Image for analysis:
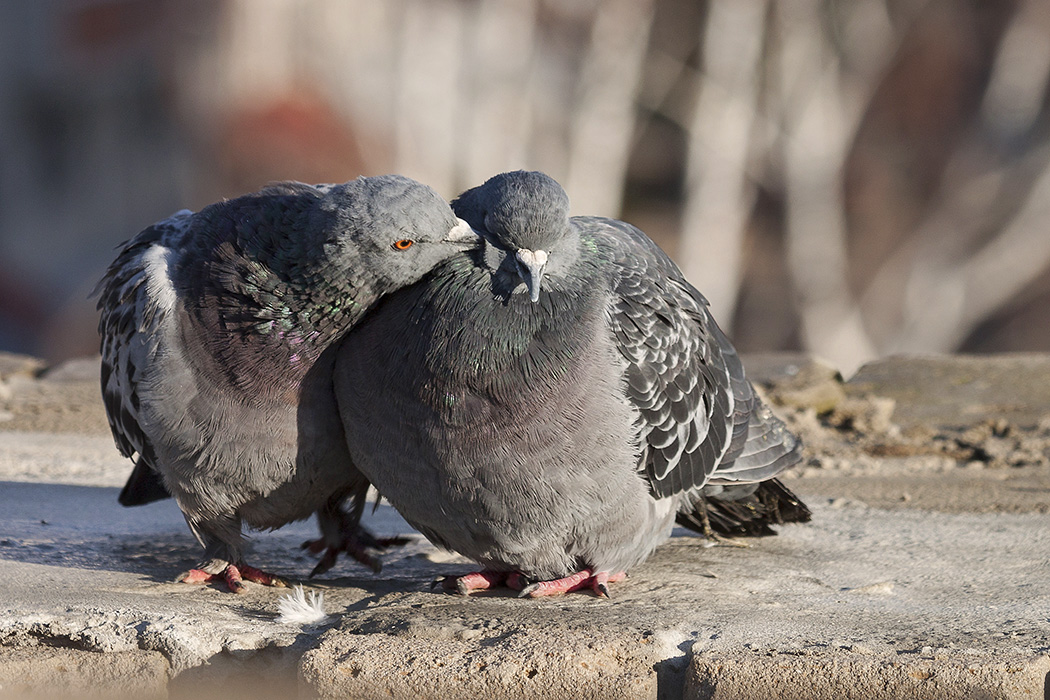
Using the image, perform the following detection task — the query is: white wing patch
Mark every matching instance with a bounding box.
[141,243,179,325]
[97,211,192,463]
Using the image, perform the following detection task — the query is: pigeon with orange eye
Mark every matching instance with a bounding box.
[96,174,479,593]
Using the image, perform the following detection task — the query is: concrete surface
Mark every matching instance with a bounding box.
[686,651,1050,700]
[0,351,1048,699]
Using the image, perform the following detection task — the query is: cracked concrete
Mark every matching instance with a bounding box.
[0,352,1048,699]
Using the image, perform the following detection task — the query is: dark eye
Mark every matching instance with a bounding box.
[393,239,414,250]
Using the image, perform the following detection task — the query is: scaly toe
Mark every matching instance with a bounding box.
[591,571,626,598]
[178,568,218,585]
[223,565,247,593]
[520,569,594,598]
[305,531,404,577]
[308,550,339,579]
[237,563,289,588]
[437,570,508,595]
[344,538,384,574]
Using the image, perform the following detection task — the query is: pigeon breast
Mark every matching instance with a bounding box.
[335,250,678,579]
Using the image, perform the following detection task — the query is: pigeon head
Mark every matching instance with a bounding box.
[320,175,478,295]
[180,175,478,392]
[452,171,575,302]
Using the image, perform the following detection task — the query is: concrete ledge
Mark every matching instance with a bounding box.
[301,629,662,700]
[686,650,1050,700]
[2,353,1049,699]
[0,646,168,699]
[845,353,1050,430]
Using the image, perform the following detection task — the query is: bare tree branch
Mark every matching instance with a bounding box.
[884,146,1050,353]
[775,0,882,373]
[867,0,1050,354]
[457,0,539,191]
[678,0,767,325]
[564,0,655,217]
[393,0,467,196]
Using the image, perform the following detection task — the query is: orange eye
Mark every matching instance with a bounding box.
[393,239,414,250]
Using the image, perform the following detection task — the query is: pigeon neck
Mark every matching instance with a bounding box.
[185,274,378,406]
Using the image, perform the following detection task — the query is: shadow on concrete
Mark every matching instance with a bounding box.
[0,480,432,589]
[0,481,199,582]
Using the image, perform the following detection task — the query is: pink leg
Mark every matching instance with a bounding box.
[436,570,509,595]
[237,564,288,588]
[179,568,215,585]
[432,568,627,598]
[223,564,245,593]
[518,569,594,597]
[519,569,627,598]
[178,563,288,593]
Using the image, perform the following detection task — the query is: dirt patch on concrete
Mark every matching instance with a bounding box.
[746,353,1050,514]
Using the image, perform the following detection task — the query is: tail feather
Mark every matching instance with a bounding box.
[677,478,811,538]
[118,458,171,506]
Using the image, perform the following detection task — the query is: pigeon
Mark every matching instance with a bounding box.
[334,170,809,598]
[95,175,477,592]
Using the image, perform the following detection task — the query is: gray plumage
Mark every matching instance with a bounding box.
[95,175,476,587]
[334,170,807,590]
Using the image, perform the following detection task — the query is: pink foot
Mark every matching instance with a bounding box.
[178,563,288,593]
[435,570,509,595]
[517,569,627,598]
[237,564,288,588]
[179,568,215,585]
[590,571,627,598]
[434,569,627,598]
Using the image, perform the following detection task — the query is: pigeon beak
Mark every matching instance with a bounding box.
[444,217,479,244]
[515,248,548,303]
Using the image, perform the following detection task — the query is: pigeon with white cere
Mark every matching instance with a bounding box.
[96,175,477,592]
[334,170,809,598]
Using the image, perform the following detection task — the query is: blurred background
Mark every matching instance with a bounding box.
[1,0,1048,375]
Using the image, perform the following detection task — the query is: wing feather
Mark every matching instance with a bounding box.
[583,217,733,498]
[94,211,193,472]
[584,215,801,500]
